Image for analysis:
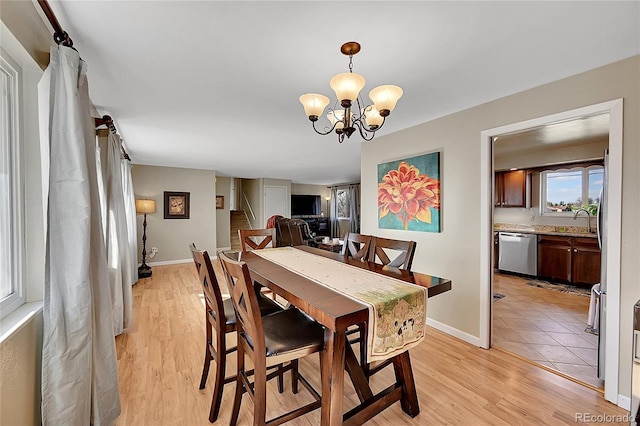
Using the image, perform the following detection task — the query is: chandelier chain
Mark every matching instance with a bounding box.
[348,55,353,73]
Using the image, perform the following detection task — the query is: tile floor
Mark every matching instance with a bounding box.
[493,272,602,389]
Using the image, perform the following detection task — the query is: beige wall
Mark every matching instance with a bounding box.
[0,311,43,426]
[216,176,231,249]
[131,165,217,263]
[362,55,640,400]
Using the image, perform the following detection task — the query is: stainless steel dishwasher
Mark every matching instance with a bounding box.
[498,232,537,276]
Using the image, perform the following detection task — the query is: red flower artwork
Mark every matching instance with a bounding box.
[378,161,440,230]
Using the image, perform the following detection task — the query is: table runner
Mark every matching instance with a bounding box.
[252,247,427,362]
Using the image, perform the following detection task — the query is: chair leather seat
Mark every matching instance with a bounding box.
[242,308,325,357]
[222,292,282,326]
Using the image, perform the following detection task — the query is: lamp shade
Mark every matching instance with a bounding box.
[327,109,345,129]
[136,199,156,214]
[299,93,330,118]
[369,85,403,114]
[330,72,365,104]
[363,106,384,128]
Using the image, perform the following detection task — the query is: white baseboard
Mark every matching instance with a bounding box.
[426,317,482,347]
[145,258,191,266]
[617,393,631,410]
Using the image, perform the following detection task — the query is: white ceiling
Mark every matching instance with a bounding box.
[45,1,639,185]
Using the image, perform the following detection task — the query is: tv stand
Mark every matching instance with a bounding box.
[293,216,329,237]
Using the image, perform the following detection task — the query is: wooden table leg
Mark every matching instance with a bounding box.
[392,351,420,417]
[322,328,346,426]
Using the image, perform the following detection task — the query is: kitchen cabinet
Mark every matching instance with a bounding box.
[495,170,529,208]
[537,235,601,286]
[572,237,601,285]
[537,235,572,282]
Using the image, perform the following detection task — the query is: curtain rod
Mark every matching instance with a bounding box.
[36,1,131,162]
[95,115,131,161]
[37,0,74,47]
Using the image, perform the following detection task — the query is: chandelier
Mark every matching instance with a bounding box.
[299,41,403,143]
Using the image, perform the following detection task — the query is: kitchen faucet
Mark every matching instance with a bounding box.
[573,208,592,233]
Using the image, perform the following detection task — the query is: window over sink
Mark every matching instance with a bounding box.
[540,165,603,215]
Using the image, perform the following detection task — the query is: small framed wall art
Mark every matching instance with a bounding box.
[164,191,190,219]
[216,195,224,209]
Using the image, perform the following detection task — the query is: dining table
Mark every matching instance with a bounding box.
[229,245,452,426]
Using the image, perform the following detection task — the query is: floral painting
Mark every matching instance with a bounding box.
[378,152,441,232]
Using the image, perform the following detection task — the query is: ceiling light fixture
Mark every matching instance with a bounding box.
[299,41,403,143]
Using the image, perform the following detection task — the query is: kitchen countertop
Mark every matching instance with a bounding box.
[494,223,598,239]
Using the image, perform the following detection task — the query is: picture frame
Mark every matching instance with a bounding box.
[164,191,190,219]
[216,195,224,209]
[377,151,441,232]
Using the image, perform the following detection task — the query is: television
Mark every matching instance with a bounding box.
[291,194,321,216]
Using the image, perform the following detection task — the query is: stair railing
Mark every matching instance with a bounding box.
[242,191,256,223]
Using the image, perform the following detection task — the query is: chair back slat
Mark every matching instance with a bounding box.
[239,228,277,251]
[218,251,265,355]
[370,237,417,270]
[342,233,373,261]
[190,243,226,327]
[275,217,292,246]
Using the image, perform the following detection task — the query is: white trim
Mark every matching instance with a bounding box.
[618,394,631,411]
[0,301,43,344]
[480,99,623,405]
[426,318,482,347]
[146,259,191,266]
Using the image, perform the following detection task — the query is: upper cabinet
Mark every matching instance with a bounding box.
[494,170,530,208]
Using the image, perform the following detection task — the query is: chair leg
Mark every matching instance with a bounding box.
[199,313,213,389]
[208,329,226,422]
[359,323,370,379]
[253,361,268,426]
[230,346,245,426]
[277,363,284,393]
[291,359,299,394]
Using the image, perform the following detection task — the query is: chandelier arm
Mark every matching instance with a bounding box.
[312,120,338,136]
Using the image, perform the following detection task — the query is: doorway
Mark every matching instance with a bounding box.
[479,99,623,404]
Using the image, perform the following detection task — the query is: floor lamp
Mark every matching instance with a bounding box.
[136,198,156,278]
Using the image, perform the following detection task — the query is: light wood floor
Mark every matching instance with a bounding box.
[114,263,628,425]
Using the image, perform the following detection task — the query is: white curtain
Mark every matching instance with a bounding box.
[101,131,134,334]
[330,186,339,238]
[348,184,360,233]
[38,45,120,425]
[121,157,138,286]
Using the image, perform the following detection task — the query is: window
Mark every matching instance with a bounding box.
[336,189,350,219]
[0,52,24,318]
[541,165,603,215]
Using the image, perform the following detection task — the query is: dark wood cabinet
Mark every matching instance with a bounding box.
[537,235,572,283]
[494,170,528,208]
[572,237,601,285]
[300,216,330,237]
[537,235,601,286]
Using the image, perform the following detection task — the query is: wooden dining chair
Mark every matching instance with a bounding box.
[218,251,326,425]
[341,232,373,261]
[360,237,418,378]
[189,244,282,422]
[369,236,417,270]
[239,228,277,251]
